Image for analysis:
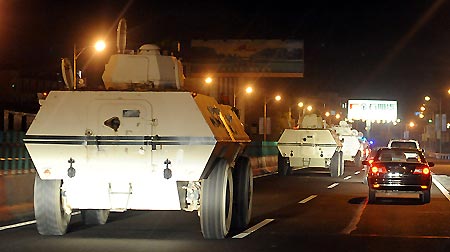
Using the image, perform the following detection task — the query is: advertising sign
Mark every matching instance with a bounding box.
[188,40,304,77]
[347,100,397,122]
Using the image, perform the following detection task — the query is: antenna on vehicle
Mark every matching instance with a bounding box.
[117,18,127,54]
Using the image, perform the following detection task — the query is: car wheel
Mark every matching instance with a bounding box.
[368,187,376,204]
[420,189,431,204]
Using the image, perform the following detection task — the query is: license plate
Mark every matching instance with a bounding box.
[388,172,402,178]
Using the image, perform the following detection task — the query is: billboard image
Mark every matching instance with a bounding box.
[187,39,304,78]
[347,100,397,122]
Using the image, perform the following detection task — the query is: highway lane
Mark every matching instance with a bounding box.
[0,163,449,251]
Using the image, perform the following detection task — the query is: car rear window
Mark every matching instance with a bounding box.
[390,142,417,149]
[377,149,422,162]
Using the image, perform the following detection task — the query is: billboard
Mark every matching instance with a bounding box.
[187,40,304,78]
[347,100,397,122]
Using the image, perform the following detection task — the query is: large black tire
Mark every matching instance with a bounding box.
[330,151,344,177]
[368,188,376,204]
[420,189,431,204]
[354,150,362,168]
[82,209,110,225]
[231,156,253,231]
[200,159,233,239]
[278,152,292,176]
[34,174,71,235]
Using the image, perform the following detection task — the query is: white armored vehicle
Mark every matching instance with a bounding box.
[24,19,252,239]
[331,121,364,167]
[277,114,344,177]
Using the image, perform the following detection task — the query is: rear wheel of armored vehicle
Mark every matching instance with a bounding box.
[231,156,253,231]
[278,152,292,176]
[354,150,362,168]
[34,174,71,235]
[200,159,233,239]
[330,151,344,177]
[82,209,110,225]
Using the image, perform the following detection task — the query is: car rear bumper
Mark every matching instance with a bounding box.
[368,177,431,191]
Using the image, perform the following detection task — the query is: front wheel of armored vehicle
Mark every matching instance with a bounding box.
[34,174,71,235]
[231,156,253,231]
[82,209,110,225]
[200,159,233,239]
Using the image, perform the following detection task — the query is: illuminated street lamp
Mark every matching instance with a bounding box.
[205,76,213,84]
[233,85,253,107]
[73,39,106,90]
[263,95,281,141]
[306,105,313,112]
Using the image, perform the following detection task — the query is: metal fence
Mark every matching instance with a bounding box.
[1,110,36,174]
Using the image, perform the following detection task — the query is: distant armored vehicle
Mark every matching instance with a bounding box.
[277,114,344,177]
[331,121,365,167]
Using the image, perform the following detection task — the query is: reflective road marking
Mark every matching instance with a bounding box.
[327,183,340,189]
[432,178,450,201]
[0,211,80,232]
[299,195,318,204]
[344,176,352,180]
[232,219,275,238]
[354,171,361,175]
[0,220,36,231]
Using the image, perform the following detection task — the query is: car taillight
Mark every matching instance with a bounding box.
[371,166,387,174]
[413,165,430,175]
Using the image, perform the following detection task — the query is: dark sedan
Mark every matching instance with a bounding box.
[363,147,434,204]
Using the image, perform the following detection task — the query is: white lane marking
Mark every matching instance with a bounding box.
[0,211,80,232]
[299,195,318,204]
[432,178,450,201]
[253,173,274,178]
[327,183,339,189]
[0,220,36,231]
[232,218,274,239]
[344,176,352,180]
[341,198,368,234]
[354,171,361,175]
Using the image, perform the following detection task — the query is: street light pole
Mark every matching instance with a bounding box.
[263,95,281,141]
[73,40,106,90]
[439,96,442,153]
[73,44,77,90]
[264,96,267,141]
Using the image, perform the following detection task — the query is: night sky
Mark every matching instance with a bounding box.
[1,0,449,119]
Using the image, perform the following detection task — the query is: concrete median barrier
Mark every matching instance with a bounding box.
[0,172,35,223]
